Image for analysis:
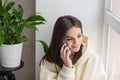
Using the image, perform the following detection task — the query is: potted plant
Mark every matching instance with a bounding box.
[0,0,46,68]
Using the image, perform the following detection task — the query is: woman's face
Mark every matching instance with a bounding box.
[64,26,83,54]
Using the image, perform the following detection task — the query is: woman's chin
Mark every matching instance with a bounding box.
[72,48,80,52]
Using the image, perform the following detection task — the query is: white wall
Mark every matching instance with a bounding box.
[36,0,104,80]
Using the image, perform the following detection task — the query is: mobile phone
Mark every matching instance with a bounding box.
[63,42,70,53]
[63,42,68,49]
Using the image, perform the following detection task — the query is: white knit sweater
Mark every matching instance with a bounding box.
[40,47,107,80]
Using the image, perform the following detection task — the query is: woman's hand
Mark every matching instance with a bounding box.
[60,43,73,68]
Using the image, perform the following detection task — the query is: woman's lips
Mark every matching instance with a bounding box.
[72,46,79,48]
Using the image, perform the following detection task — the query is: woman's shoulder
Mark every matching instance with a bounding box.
[77,47,102,65]
[85,47,101,59]
[85,47,103,65]
[41,59,55,67]
[40,59,59,71]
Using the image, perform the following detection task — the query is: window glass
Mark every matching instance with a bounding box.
[108,27,120,80]
[111,0,120,18]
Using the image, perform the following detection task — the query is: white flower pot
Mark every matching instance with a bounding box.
[0,43,23,68]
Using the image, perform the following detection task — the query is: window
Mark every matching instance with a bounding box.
[112,0,120,17]
[103,0,120,80]
[108,27,120,80]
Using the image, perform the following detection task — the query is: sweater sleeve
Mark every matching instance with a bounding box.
[57,65,75,80]
[82,53,107,80]
[40,60,75,80]
[93,57,107,80]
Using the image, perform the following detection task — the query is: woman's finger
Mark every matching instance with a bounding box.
[66,48,71,59]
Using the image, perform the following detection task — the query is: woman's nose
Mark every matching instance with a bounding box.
[73,38,79,44]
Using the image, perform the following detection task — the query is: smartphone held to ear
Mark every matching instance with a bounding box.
[64,42,68,49]
[63,42,70,53]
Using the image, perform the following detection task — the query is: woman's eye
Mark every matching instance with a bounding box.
[78,35,82,38]
[66,38,73,41]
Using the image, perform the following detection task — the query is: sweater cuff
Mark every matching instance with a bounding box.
[59,65,75,79]
[62,65,75,73]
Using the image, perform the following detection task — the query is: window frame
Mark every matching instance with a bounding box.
[103,0,120,75]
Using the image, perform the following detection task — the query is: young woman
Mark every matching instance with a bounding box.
[40,15,107,80]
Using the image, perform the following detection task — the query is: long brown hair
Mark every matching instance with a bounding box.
[41,15,83,68]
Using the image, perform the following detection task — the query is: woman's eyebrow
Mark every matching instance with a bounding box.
[65,36,73,38]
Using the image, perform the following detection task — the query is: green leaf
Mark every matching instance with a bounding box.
[24,23,38,30]
[0,0,2,8]
[21,36,28,42]
[27,15,46,22]
[11,6,21,20]
[31,21,45,25]
[38,40,48,54]
[0,25,4,46]
[18,4,24,19]
[9,39,16,44]
[3,0,7,8]
[9,25,16,33]
[0,25,3,31]
[6,1,15,11]
[0,35,4,47]
[11,6,18,15]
